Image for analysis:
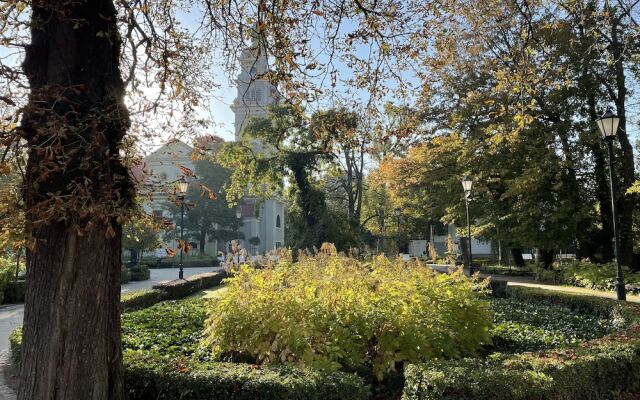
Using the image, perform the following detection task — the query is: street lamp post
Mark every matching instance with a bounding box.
[596,108,626,301]
[394,208,401,254]
[177,179,188,279]
[462,176,473,275]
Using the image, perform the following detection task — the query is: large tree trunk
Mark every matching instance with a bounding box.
[18,0,130,398]
[19,225,124,399]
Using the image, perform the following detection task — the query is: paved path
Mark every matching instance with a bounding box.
[428,263,640,303]
[0,267,221,398]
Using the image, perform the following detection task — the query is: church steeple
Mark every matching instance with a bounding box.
[231,29,278,141]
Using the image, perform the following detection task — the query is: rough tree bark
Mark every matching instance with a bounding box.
[18,0,131,399]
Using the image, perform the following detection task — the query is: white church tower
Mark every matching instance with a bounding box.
[230,32,278,139]
[231,32,285,254]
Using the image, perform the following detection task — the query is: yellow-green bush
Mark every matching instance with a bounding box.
[203,252,492,380]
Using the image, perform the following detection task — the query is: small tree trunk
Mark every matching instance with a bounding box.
[539,249,554,269]
[200,231,207,256]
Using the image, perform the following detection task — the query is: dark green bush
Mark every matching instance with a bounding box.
[121,289,166,311]
[403,287,640,400]
[403,333,640,400]
[153,271,227,299]
[129,264,150,281]
[121,267,131,284]
[4,280,25,303]
[124,350,369,400]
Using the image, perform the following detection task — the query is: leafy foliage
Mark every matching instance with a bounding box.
[490,297,618,353]
[203,252,493,380]
[218,106,363,251]
[163,158,241,255]
[122,298,209,359]
[121,289,167,312]
[403,287,640,400]
[559,260,640,294]
[123,350,369,400]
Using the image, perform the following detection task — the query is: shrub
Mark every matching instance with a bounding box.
[403,331,640,400]
[121,289,166,311]
[9,327,368,400]
[9,325,22,363]
[129,264,151,281]
[560,260,640,294]
[203,253,492,380]
[151,259,220,268]
[0,256,21,303]
[3,280,25,303]
[153,271,227,299]
[402,287,640,400]
[121,267,131,284]
[124,350,369,400]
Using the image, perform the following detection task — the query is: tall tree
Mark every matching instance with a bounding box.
[219,105,362,251]
[18,1,133,398]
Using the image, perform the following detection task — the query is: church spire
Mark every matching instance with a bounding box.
[230,28,277,141]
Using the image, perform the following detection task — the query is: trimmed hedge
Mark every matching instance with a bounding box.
[129,265,150,281]
[153,271,227,299]
[121,267,131,284]
[151,259,221,269]
[124,351,368,400]
[121,289,167,312]
[11,271,366,399]
[9,330,368,400]
[402,286,640,400]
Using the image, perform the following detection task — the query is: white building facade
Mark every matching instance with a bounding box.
[138,140,222,256]
[134,34,286,257]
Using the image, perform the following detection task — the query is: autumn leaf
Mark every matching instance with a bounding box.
[165,247,176,257]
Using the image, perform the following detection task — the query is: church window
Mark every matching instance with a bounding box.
[255,87,263,102]
[276,214,281,228]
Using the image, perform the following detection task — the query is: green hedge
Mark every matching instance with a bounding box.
[121,267,131,284]
[402,287,640,400]
[121,289,167,312]
[9,331,367,400]
[124,351,368,400]
[150,259,221,269]
[129,265,150,281]
[153,271,227,299]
